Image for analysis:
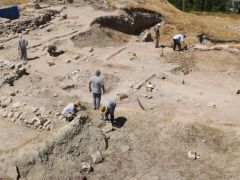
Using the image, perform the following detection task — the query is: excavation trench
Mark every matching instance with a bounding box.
[91,8,163,35]
[72,8,163,48]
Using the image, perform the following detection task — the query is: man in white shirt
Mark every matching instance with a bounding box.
[173,34,186,51]
[154,23,161,48]
[61,100,81,122]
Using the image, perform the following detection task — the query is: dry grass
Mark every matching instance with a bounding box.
[1,0,239,44]
[0,0,26,6]
[126,0,240,44]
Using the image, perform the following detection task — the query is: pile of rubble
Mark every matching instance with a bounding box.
[0,60,28,87]
[0,96,55,131]
[0,115,107,179]
[0,9,58,36]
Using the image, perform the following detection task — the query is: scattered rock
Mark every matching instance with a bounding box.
[187,150,200,160]
[117,93,128,100]
[208,103,216,108]
[91,150,103,164]
[47,62,55,66]
[236,90,240,95]
[65,60,71,63]
[12,102,21,109]
[81,162,92,173]
[61,83,76,90]
[74,55,80,60]
[1,98,12,108]
[89,47,94,52]
[9,92,16,96]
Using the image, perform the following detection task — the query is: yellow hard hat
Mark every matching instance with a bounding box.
[74,100,81,107]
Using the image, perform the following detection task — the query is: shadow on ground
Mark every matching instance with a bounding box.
[112,117,127,128]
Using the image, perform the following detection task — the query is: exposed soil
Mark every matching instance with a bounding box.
[0,2,240,180]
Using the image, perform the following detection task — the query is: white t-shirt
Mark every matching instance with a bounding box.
[62,103,75,115]
[173,34,184,41]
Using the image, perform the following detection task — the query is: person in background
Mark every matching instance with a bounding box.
[89,70,105,110]
[18,35,28,61]
[154,23,161,48]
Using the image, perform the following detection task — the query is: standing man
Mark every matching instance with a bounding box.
[154,23,161,48]
[100,99,116,122]
[18,35,28,61]
[173,34,186,51]
[89,70,105,110]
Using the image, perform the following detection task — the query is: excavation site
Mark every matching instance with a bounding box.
[0,0,240,179]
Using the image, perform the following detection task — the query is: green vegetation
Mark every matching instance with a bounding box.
[168,0,235,12]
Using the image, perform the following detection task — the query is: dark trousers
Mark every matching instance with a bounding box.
[20,48,27,60]
[102,107,115,122]
[155,33,160,48]
[93,93,101,110]
[173,39,181,51]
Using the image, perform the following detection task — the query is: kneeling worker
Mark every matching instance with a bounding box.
[47,44,57,56]
[100,99,116,122]
[61,100,81,122]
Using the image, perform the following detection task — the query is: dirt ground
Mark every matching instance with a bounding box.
[0,2,240,179]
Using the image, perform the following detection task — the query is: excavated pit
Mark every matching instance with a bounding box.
[72,8,162,48]
[71,27,131,48]
[91,8,163,35]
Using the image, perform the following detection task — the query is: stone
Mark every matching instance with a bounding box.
[81,162,92,173]
[9,92,16,96]
[12,102,21,109]
[47,62,55,66]
[6,165,19,180]
[187,150,200,160]
[43,120,51,129]
[102,122,113,133]
[89,47,94,52]
[0,110,8,118]
[117,93,128,100]
[32,107,39,113]
[91,150,103,164]
[61,83,76,90]
[145,95,152,99]
[65,60,71,63]
[2,98,12,108]
[208,103,216,108]
[74,55,80,60]
[53,93,58,97]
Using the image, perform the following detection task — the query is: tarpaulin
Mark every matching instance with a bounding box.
[0,6,19,20]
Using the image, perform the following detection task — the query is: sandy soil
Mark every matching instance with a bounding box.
[0,3,240,179]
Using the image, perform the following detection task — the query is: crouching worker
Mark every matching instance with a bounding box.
[100,99,116,122]
[61,100,82,122]
[47,44,65,57]
[173,34,186,51]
